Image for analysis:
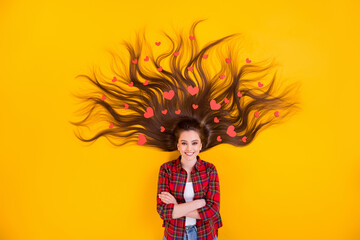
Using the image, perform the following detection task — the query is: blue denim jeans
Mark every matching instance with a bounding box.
[162,224,218,240]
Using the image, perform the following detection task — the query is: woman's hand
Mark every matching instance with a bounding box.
[158,192,178,205]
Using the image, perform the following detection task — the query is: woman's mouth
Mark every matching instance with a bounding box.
[185,152,194,156]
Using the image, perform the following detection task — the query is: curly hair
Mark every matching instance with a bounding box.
[69,19,302,152]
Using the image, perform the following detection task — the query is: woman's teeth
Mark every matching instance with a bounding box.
[186,152,194,156]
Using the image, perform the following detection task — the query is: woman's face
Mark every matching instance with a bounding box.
[177,130,202,162]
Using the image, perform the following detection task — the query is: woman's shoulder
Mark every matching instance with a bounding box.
[201,159,217,172]
[159,159,177,170]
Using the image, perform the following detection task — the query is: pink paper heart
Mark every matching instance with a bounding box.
[175,109,181,114]
[219,75,225,79]
[112,77,117,82]
[192,104,198,109]
[124,103,129,109]
[217,136,222,142]
[144,56,149,61]
[274,111,279,117]
[226,125,236,137]
[258,82,263,87]
[224,98,229,103]
[254,111,259,118]
[143,80,149,85]
[109,122,114,128]
[155,42,161,46]
[237,91,242,97]
[187,86,199,95]
[203,54,208,59]
[161,109,167,115]
[210,99,221,110]
[246,58,251,63]
[187,66,193,71]
[242,136,247,142]
[137,134,147,145]
[173,52,179,56]
[225,58,231,63]
[189,36,195,40]
[144,107,154,118]
[157,66,163,72]
[132,59,138,64]
[214,117,219,123]
[160,126,165,132]
[163,90,175,100]
[101,95,106,101]
[128,82,134,87]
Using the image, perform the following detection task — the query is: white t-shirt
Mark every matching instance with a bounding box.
[184,182,196,226]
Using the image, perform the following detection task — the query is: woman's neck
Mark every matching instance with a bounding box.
[181,157,197,171]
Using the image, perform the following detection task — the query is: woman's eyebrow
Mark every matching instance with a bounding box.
[181,140,199,142]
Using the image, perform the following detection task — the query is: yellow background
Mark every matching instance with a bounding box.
[1,0,359,240]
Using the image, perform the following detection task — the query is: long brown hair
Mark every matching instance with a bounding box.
[69,19,302,152]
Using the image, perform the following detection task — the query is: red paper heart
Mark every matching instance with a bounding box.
[187,86,199,95]
[242,136,247,142]
[226,125,236,137]
[254,111,259,118]
[210,99,221,110]
[246,58,251,63]
[189,36,195,40]
[132,59,138,64]
[124,103,129,109]
[214,117,219,123]
[160,126,165,132]
[173,52,179,56]
[137,134,147,145]
[203,54,208,59]
[237,91,242,97]
[128,82,134,87]
[187,66,193,71]
[112,77,117,82]
[258,82,263,87]
[109,122,114,128]
[274,111,279,117]
[175,109,181,114]
[155,42,161,46]
[163,90,175,100]
[224,98,229,103]
[219,75,225,79]
[217,136,222,142]
[192,104,198,109]
[144,107,154,118]
[161,109,167,115]
[225,58,231,63]
[144,56,149,61]
[101,95,106,101]
[157,66,163,72]
[143,80,149,85]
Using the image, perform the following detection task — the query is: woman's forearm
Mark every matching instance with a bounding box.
[185,209,201,219]
[172,199,204,219]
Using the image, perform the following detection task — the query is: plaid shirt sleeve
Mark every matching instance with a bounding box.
[156,164,175,221]
[197,164,220,221]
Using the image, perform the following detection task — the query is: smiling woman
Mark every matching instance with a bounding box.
[69,19,301,240]
[157,118,222,240]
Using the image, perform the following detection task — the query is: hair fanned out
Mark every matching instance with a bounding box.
[69,19,302,152]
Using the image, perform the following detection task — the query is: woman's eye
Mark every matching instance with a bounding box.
[182,143,186,145]
[193,142,198,145]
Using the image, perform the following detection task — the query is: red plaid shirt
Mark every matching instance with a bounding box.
[157,155,223,240]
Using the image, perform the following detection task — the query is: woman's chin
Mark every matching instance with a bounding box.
[183,154,197,159]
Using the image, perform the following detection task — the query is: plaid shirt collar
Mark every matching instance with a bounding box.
[173,155,203,173]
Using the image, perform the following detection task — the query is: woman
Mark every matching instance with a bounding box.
[157,118,221,240]
[70,19,301,240]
